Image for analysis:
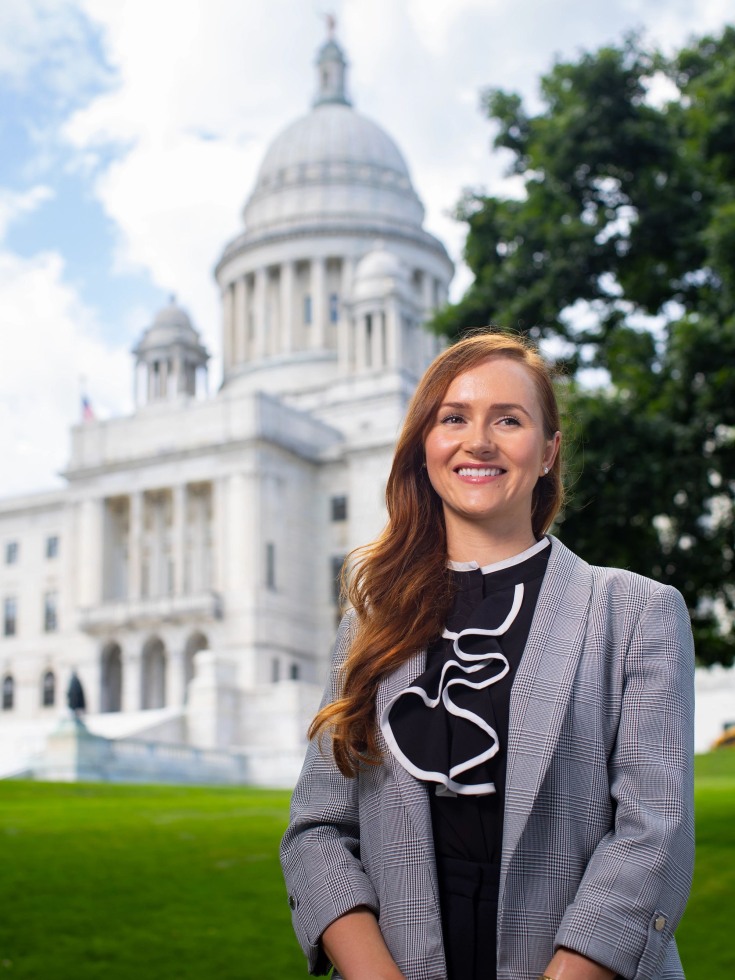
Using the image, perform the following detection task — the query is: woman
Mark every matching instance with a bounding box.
[281,333,694,980]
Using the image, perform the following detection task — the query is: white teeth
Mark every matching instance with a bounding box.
[457,467,503,477]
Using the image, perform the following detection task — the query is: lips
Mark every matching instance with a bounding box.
[455,466,505,477]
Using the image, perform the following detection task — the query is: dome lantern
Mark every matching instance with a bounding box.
[314,17,351,108]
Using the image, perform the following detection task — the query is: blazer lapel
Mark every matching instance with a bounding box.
[375,648,438,869]
[501,537,593,869]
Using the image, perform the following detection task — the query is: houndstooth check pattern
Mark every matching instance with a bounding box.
[280,537,695,980]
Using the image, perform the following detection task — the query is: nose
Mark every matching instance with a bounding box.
[463,424,495,456]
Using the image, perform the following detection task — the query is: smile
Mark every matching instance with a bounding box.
[456,467,505,477]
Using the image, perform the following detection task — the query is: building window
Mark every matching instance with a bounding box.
[43,592,58,633]
[5,541,18,565]
[2,674,13,710]
[45,535,59,559]
[3,597,17,637]
[266,542,276,590]
[289,663,300,681]
[330,495,348,522]
[331,555,347,604]
[329,292,339,323]
[303,294,312,325]
[271,658,280,683]
[42,670,55,707]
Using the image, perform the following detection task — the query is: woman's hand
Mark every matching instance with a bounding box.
[542,947,616,980]
[321,906,407,980]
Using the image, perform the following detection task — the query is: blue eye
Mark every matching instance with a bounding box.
[498,416,521,426]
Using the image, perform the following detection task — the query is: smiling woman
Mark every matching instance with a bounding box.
[424,356,560,564]
[281,331,695,980]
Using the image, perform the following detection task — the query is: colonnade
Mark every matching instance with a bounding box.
[221,254,447,377]
[102,483,213,603]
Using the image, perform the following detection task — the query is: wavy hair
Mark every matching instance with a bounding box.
[309,331,564,777]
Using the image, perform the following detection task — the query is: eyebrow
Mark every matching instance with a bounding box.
[438,401,532,416]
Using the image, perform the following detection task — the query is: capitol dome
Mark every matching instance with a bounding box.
[241,35,425,236]
[214,26,452,393]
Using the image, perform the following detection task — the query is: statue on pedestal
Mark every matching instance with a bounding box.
[67,671,86,717]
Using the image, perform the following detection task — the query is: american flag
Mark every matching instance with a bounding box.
[81,395,95,422]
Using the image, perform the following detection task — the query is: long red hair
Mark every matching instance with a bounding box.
[309,332,564,777]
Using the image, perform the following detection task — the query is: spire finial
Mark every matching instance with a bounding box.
[314,16,351,108]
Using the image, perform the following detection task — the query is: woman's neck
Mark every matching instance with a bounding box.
[446,525,539,567]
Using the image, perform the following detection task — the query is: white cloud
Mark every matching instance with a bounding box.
[0,248,131,496]
[0,0,109,100]
[0,185,54,241]
[1,0,732,497]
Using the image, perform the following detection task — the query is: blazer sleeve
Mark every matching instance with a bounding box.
[280,612,380,976]
[555,583,696,980]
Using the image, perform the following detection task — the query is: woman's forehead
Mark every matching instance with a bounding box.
[440,356,538,399]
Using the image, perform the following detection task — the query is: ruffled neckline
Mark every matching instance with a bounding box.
[380,541,551,797]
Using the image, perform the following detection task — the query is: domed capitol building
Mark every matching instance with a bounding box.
[0,30,453,783]
[1,30,729,781]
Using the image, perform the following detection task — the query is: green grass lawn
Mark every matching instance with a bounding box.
[678,751,735,978]
[0,782,305,979]
[0,752,732,979]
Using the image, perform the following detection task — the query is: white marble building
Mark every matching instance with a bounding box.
[1,32,731,781]
[0,32,453,781]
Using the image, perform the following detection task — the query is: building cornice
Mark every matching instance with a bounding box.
[214,221,453,279]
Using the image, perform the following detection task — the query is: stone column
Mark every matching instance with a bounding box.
[128,491,143,600]
[172,484,187,596]
[386,299,401,368]
[234,277,247,363]
[226,473,249,598]
[311,257,326,348]
[222,283,234,375]
[355,314,367,372]
[280,261,294,353]
[77,497,104,608]
[254,268,267,359]
[337,258,353,373]
[212,477,226,594]
[122,643,142,713]
[421,270,433,314]
[371,309,384,369]
[167,644,186,707]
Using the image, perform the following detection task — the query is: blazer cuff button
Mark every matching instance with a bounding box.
[288,894,298,910]
[654,915,666,932]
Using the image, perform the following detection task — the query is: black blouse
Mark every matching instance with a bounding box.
[381,538,551,864]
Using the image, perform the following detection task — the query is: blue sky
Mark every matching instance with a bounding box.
[0,0,731,496]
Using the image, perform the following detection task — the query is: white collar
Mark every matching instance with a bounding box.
[448,536,550,575]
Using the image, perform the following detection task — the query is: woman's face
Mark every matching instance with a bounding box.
[423,356,560,548]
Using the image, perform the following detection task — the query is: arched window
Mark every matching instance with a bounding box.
[100,642,123,713]
[41,670,55,707]
[141,637,166,710]
[2,674,14,711]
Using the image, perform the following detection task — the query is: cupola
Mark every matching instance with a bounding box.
[133,298,209,407]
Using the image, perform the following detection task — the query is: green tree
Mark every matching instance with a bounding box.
[433,27,735,664]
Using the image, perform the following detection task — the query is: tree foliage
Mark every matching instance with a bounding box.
[432,27,735,665]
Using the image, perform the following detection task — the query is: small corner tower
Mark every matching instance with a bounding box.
[133,298,209,408]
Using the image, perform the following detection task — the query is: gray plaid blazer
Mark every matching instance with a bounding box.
[281,537,695,980]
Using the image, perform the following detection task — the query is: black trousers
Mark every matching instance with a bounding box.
[436,855,500,980]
